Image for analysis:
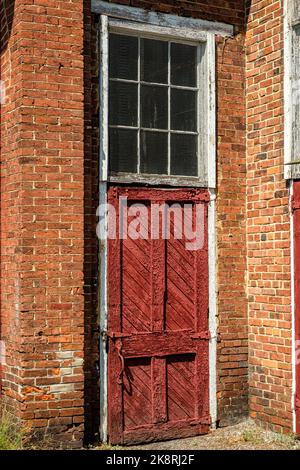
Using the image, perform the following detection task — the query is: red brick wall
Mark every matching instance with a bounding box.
[1,0,23,423]
[246,0,293,432]
[1,0,248,446]
[216,32,248,426]
[1,0,87,447]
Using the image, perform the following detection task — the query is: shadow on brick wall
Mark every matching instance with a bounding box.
[83,1,101,445]
[0,0,15,402]
[0,0,15,55]
[245,0,252,27]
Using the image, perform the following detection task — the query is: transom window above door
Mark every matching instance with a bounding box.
[109,33,201,179]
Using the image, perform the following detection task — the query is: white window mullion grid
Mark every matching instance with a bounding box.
[105,19,217,188]
[109,77,198,91]
[109,125,197,135]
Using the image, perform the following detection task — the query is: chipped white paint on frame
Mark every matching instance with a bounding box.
[99,14,109,443]
[92,0,234,37]
[207,33,216,189]
[97,3,224,440]
[285,0,298,433]
[99,183,108,442]
[100,15,109,182]
[284,0,292,179]
[108,18,207,42]
[208,189,218,427]
[289,181,297,433]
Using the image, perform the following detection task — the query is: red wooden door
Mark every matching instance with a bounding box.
[107,186,210,445]
[293,180,300,435]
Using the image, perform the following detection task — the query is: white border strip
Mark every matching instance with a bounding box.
[100,15,109,182]
[284,0,293,179]
[208,189,218,427]
[208,35,217,424]
[207,33,216,189]
[99,14,109,443]
[284,3,297,432]
[92,0,234,37]
[290,181,297,433]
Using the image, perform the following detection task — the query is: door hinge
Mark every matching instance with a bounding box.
[100,330,107,341]
[295,394,300,410]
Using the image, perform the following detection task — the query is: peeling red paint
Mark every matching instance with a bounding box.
[107,186,210,445]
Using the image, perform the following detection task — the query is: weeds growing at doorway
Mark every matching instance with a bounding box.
[0,411,23,450]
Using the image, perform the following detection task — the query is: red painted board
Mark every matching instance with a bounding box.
[107,187,210,445]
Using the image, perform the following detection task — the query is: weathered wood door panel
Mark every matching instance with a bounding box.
[107,187,210,445]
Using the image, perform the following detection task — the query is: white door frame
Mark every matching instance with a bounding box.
[95,1,233,441]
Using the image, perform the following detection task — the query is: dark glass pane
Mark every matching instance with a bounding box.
[109,129,137,173]
[109,34,138,80]
[140,131,168,174]
[141,85,168,129]
[171,134,197,176]
[171,89,197,132]
[141,38,168,84]
[171,43,197,87]
[109,82,138,126]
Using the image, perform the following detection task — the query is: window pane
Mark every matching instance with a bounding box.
[109,82,138,127]
[141,38,168,84]
[109,129,138,173]
[141,85,168,129]
[171,89,197,132]
[171,43,197,87]
[109,34,138,80]
[171,134,198,176]
[140,131,168,174]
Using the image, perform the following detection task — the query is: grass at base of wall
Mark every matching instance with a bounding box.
[0,412,23,450]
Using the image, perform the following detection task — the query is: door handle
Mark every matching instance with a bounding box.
[115,339,125,386]
[106,332,129,385]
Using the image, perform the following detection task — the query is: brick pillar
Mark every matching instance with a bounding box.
[1,0,86,447]
[216,31,248,426]
[246,0,293,433]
